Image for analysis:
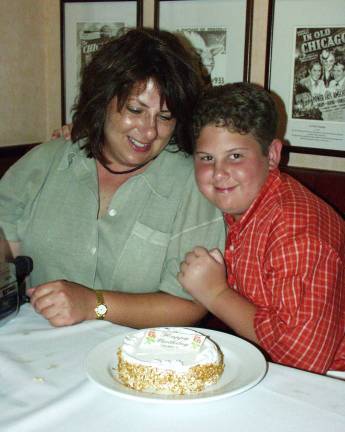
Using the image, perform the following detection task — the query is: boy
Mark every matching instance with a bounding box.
[178,83,345,374]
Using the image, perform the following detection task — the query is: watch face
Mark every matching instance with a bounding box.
[96,304,107,315]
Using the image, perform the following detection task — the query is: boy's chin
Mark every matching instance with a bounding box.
[222,208,246,221]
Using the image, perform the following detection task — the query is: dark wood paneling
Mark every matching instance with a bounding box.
[0,144,37,178]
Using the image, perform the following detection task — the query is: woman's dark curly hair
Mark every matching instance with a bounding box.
[192,82,278,155]
[71,27,204,160]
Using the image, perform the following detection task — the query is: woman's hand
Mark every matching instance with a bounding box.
[27,280,95,327]
[51,124,73,140]
[177,246,228,309]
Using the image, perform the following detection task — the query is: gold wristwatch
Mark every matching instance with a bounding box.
[94,290,107,320]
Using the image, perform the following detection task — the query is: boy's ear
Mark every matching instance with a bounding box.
[267,139,282,170]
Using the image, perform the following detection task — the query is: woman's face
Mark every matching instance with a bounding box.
[103,79,176,170]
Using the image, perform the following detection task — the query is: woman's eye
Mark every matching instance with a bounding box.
[159,114,173,121]
[126,106,142,114]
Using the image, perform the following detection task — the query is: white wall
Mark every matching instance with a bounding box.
[0,0,344,171]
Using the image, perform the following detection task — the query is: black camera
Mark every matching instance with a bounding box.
[0,256,33,325]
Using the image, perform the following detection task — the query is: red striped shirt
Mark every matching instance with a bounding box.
[224,169,345,373]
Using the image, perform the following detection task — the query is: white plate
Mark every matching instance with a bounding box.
[85,328,267,403]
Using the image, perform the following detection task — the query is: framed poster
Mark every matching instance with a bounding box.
[266,0,345,156]
[154,0,253,86]
[61,0,143,123]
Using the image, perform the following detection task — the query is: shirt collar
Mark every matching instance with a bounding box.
[57,139,88,171]
[58,140,183,198]
[139,146,186,198]
[224,169,282,229]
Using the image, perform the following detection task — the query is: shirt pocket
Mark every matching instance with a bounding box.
[113,221,171,293]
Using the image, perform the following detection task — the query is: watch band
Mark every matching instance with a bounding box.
[94,290,107,320]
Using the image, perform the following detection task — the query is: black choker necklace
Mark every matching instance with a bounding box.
[98,156,157,175]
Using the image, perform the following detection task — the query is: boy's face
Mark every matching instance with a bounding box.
[194,125,281,220]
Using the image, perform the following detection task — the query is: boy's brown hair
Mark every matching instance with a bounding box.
[193,82,278,155]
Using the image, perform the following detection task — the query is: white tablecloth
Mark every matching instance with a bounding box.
[0,304,344,432]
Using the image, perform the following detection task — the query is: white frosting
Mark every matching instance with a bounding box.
[120,327,222,373]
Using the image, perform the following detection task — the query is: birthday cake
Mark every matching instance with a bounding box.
[116,327,224,394]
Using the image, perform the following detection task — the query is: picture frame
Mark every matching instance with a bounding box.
[61,0,143,123]
[266,0,345,157]
[154,0,253,86]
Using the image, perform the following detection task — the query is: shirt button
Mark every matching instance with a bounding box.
[91,247,97,255]
[229,245,235,252]
[108,209,117,217]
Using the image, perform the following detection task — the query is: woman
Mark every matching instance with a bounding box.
[0,28,224,327]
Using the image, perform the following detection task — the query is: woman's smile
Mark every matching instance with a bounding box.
[128,136,152,152]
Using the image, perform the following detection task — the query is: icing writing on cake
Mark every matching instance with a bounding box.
[141,328,206,351]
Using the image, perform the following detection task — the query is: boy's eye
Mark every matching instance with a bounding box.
[200,155,213,161]
[230,153,242,160]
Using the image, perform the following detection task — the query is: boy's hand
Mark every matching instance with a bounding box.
[51,124,73,140]
[178,246,229,308]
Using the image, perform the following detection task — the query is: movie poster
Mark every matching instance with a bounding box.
[176,27,227,86]
[291,27,345,123]
[76,23,125,82]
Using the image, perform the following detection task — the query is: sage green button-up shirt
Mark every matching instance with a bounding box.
[0,139,225,300]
